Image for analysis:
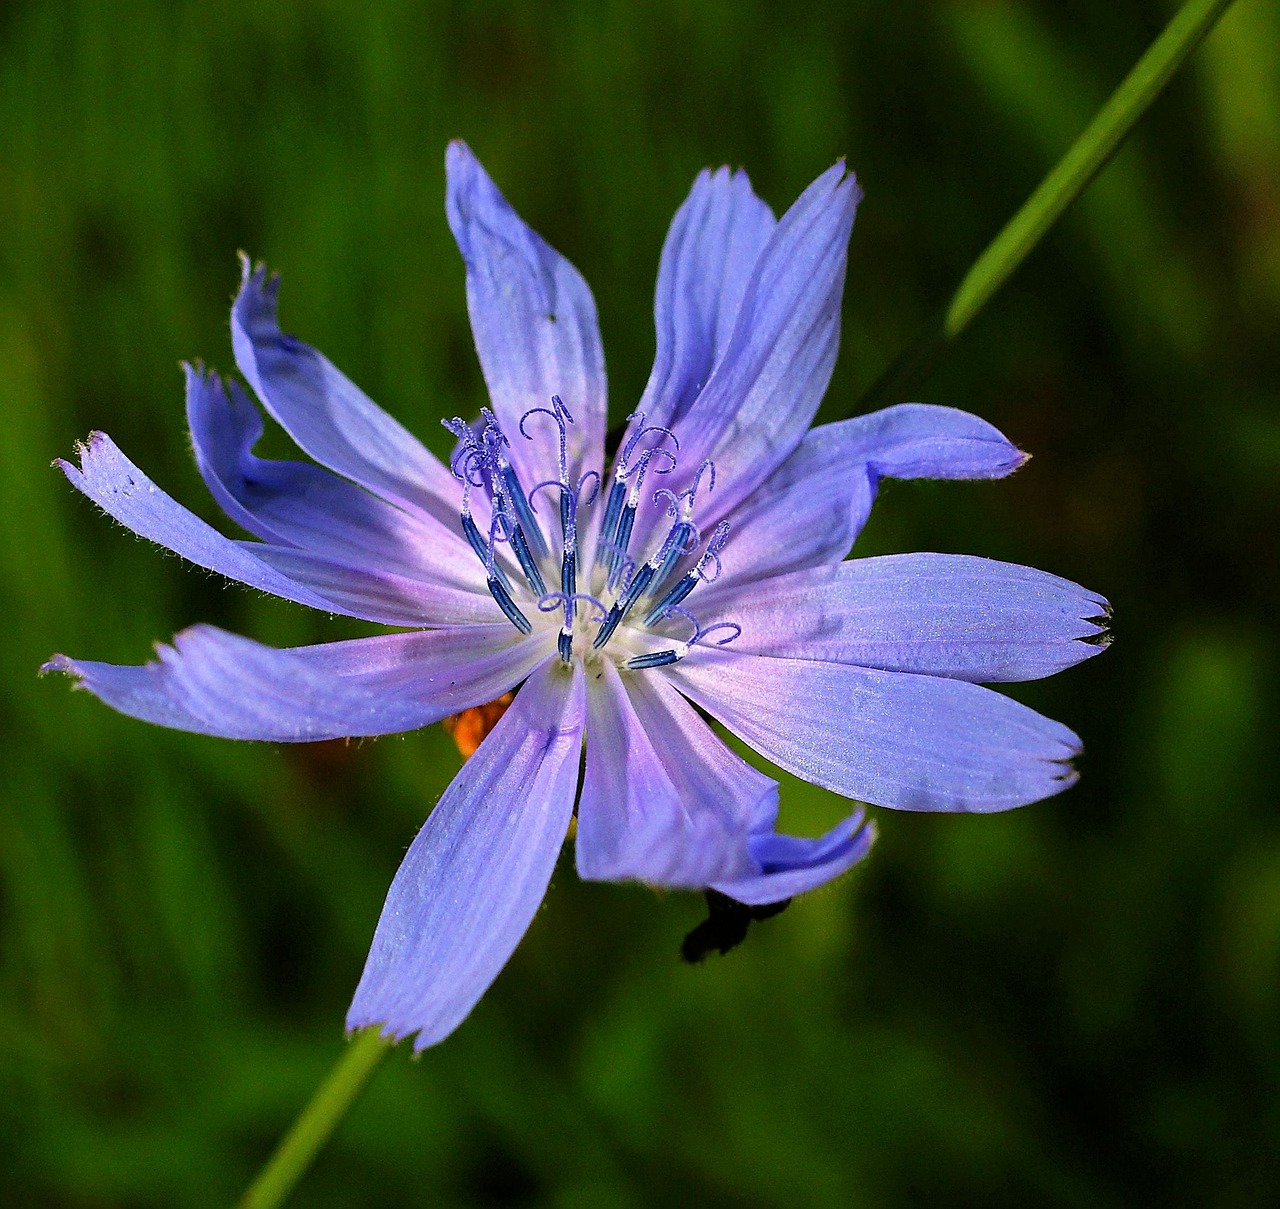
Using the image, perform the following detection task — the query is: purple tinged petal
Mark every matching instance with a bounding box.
[347,659,585,1050]
[633,165,776,429]
[667,649,1082,813]
[713,812,876,906]
[709,404,1027,585]
[186,366,480,588]
[445,141,607,489]
[835,402,1030,481]
[577,661,774,887]
[57,431,362,616]
[701,554,1110,682]
[230,257,460,527]
[44,624,552,741]
[655,164,860,515]
[240,543,502,628]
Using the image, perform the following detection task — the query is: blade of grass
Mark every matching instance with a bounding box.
[856,0,1237,413]
[238,1029,391,1209]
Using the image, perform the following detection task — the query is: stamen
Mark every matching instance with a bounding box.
[536,591,609,623]
[444,416,514,593]
[461,513,513,593]
[646,518,701,602]
[538,590,606,664]
[620,614,738,672]
[502,464,549,560]
[643,520,730,626]
[477,510,531,633]
[596,412,679,579]
[605,551,637,596]
[601,447,676,581]
[491,505,545,597]
[695,621,742,647]
[476,419,546,596]
[594,479,627,576]
[624,646,689,670]
[488,575,533,634]
[593,560,656,649]
[616,410,679,477]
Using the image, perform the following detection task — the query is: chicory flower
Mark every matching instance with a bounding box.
[47,142,1108,1049]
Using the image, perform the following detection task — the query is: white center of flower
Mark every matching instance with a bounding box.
[443,400,739,671]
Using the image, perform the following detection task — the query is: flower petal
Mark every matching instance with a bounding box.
[347,658,585,1050]
[713,811,876,906]
[230,257,460,526]
[445,141,607,489]
[187,365,480,587]
[657,164,860,512]
[701,554,1110,682]
[44,624,552,741]
[633,165,776,430]
[57,431,359,616]
[667,649,1082,813]
[240,543,502,627]
[577,660,774,887]
[709,404,1027,585]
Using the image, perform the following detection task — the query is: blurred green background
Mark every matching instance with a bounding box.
[3,0,1279,1204]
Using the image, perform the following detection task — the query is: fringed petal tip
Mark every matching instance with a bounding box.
[235,250,279,299]
[53,430,105,481]
[1078,598,1114,650]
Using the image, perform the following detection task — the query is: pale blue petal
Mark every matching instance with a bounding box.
[707,404,1027,585]
[45,624,551,741]
[186,366,480,588]
[667,649,1081,813]
[700,554,1109,682]
[713,811,876,906]
[230,257,460,527]
[633,165,776,429]
[347,659,585,1050]
[626,162,859,559]
[445,141,607,490]
[57,431,362,616]
[241,543,502,627]
[577,661,773,887]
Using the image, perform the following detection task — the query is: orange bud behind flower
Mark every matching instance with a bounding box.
[442,692,515,759]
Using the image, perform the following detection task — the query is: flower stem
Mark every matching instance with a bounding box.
[856,0,1237,413]
[238,1029,391,1209]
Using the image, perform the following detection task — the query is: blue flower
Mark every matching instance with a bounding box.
[46,142,1109,1049]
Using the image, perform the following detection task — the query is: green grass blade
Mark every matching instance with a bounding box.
[857,0,1237,413]
[238,1030,391,1209]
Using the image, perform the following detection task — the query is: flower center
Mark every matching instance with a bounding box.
[444,401,740,670]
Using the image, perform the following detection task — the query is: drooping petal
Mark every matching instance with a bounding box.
[445,141,607,490]
[647,164,860,526]
[577,661,774,887]
[347,659,585,1050]
[632,166,776,431]
[667,649,1081,813]
[708,404,1027,584]
[700,554,1109,682]
[713,811,876,906]
[230,257,460,527]
[45,624,552,741]
[57,431,363,617]
[187,366,480,588]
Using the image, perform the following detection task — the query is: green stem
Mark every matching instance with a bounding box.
[238,1029,392,1209]
[856,0,1237,413]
